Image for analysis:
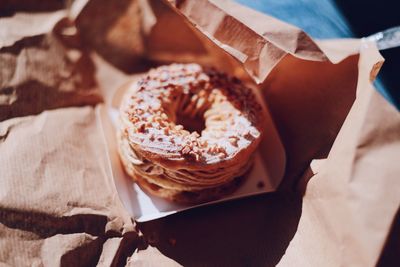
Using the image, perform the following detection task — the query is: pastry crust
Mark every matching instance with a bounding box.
[118,63,264,203]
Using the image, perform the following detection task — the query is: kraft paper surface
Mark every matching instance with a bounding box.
[0,0,398,266]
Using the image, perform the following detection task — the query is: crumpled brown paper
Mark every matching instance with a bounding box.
[0,107,138,266]
[277,43,400,267]
[74,0,149,73]
[0,11,102,122]
[0,0,398,266]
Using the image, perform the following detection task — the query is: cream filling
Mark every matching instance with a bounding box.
[118,130,254,191]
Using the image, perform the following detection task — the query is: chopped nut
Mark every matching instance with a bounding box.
[129,116,139,123]
[244,132,253,140]
[190,131,200,138]
[161,113,168,120]
[158,121,167,128]
[175,125,184,131]
[181,145,191,154]
[137,123,146,133]
[207,145,226,155]
[229,137,239,147]
[164,128,170,135]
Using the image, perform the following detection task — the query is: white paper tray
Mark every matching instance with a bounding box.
[99,84,286,222]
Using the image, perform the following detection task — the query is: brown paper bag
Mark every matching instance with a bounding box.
[277,43,400,267]
[0,0,398,266]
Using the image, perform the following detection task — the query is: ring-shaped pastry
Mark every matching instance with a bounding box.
[118,63,264,203]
